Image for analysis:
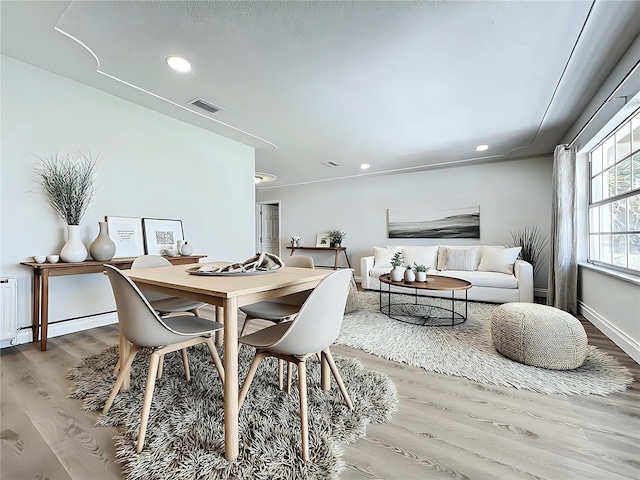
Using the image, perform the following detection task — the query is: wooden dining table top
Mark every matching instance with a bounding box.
[124,263,332,305]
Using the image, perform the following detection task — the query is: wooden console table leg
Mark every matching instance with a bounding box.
[40,271,49,351]
[31,272,41,343]
[343,249,352,269]
[333,250,339,270]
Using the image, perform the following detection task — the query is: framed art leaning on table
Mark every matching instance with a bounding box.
[143,218,184,255]
[105,216,145,257]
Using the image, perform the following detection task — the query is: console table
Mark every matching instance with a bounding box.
[20,255,205,351]
[286,246,351,270]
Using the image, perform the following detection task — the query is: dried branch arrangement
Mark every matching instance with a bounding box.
[34,151,101,225]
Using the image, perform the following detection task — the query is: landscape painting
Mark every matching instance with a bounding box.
[387,206,480,239]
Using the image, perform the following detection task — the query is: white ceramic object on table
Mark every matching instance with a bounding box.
[47,255,59,263]
[32,255,46,263]
[60,225,88,263]
[165,248,178,257]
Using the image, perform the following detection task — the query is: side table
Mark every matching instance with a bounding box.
[286,246,351,270]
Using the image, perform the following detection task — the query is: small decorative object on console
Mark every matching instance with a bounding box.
[327,229,347,248]
[179,241,193,256]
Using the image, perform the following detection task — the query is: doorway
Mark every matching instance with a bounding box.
[256,201,281,256]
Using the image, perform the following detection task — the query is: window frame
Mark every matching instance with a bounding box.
[587,109,640,275]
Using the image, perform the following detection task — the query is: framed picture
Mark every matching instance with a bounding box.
[387,205,480,239]
[142,218,184,255]
[105,216,145,258]
[315,232,330,247]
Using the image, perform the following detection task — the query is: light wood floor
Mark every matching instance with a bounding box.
[1,312,638,480]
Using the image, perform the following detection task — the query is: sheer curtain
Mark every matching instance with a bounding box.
[547,144,578,313]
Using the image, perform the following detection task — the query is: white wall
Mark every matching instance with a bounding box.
[0,56,256,344]
[256,156,553,291]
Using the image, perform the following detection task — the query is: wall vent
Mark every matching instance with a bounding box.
[188,97,222,114]
[321,161,340,168]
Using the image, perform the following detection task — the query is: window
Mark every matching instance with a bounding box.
[588,109,640,273]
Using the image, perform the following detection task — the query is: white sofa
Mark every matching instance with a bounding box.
[360,245,534,303]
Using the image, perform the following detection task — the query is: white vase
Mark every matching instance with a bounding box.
[390,266,404,282]
[180,241,193,256]
[60,224,88,263]
[415,271,428,282]
[404,267,415,283]
[89,221,116,261]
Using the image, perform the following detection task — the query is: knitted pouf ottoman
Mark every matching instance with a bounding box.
[490,302,588,370]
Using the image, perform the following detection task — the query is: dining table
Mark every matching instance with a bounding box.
[123,262,331,461]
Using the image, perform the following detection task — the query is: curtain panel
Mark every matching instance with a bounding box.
[547,145,578,313]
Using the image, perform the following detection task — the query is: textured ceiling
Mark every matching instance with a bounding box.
[2,1,640,187]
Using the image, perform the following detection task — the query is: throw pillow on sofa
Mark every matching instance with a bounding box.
[478,246,522,274]
[402,246,438,270]
[373,246,401,267]
[441,247,477,271]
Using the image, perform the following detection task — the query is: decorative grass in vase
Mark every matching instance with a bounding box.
[34,151,101,262]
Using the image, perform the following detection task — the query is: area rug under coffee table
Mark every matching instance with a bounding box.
[69,344,397,480]
[337,292,632,396]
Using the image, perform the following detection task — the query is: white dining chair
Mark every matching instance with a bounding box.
[238,269,353,461]
[102,265,225,453]
[132,255,206,316]
[239,255,314,390]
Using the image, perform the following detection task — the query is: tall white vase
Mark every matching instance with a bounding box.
[60,224,88,263]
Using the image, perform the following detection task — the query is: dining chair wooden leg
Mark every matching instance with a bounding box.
[322,348,353,410]
[204,337,225,384]
[191,308,201,317]
[103,345,141,414]
[239,351,268,408]
[278,359,284,390]
[137,351,161,454]
[239,316,253,338]
[297,359,309,462]
[320,351,330,390]
[180,348,190,381]
[112,358,121,375]
[287,362,293,394]
[156,355,165,380]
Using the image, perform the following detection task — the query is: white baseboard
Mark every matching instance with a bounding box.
[11,312,118,347]
[579,301,640,365]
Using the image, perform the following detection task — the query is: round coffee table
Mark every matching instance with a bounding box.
[379,274,472,326]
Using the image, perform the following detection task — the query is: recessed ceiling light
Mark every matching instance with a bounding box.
[360,163,370,170]
[475,144,489,152]
[166,56,191,72]
[255,172,277,184]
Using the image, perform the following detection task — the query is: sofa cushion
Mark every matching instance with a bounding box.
[441,247,477,271]
[433,270,518,289]
[402,246,438,270]
[373,246,401,267]
[437,246,482,271]
[478,246,522,274]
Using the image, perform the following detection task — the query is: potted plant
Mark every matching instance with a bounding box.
[509,226,549,279]
[389,251,404,282]
[34,151,101,262]
[413,262,430,282]
[327,229,346,248]
[291,235,303,247]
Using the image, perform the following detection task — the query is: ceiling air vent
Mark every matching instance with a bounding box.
[188,97,222,114]
[322,161,340,168]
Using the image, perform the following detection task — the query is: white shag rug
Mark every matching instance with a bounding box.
[336,291,633,396]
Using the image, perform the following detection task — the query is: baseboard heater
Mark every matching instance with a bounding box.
[1,277,17,346]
